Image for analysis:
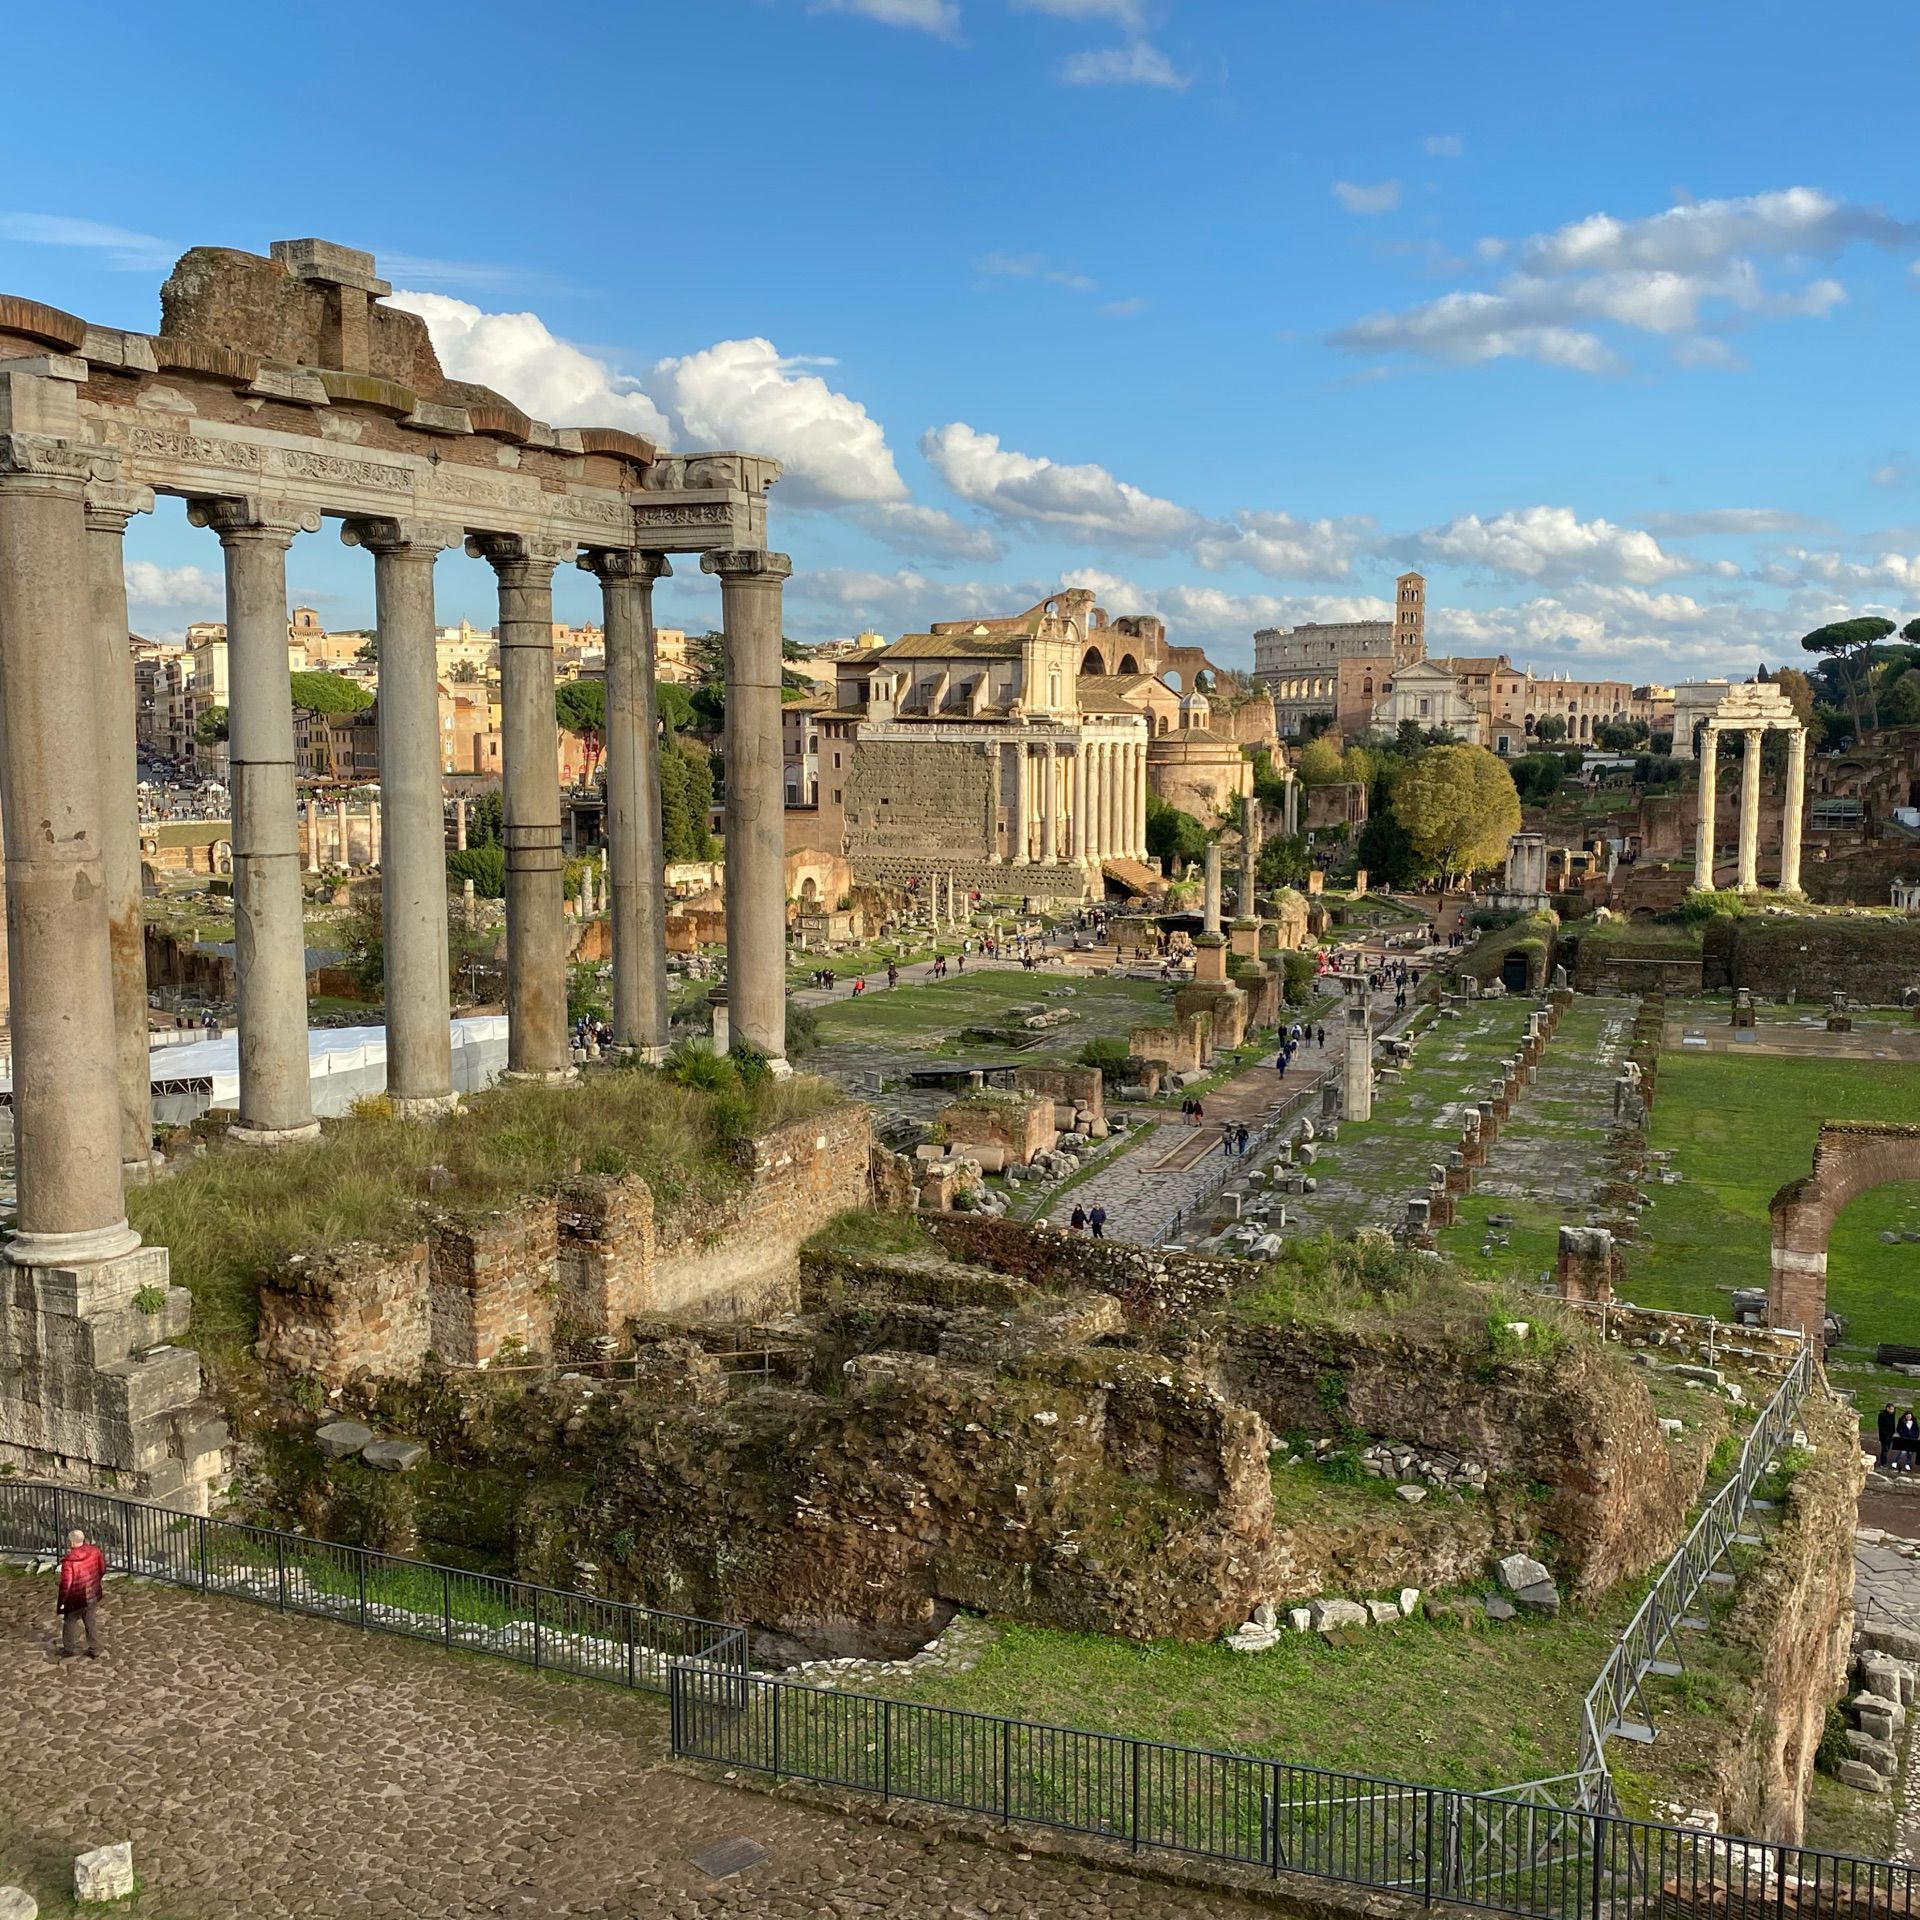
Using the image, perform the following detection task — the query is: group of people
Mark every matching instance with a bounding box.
[1219,1121,1254,1157]
[1065,1202,1108,1238]
[1877,1404,1920,1470]
[1179,1096,1207,1128]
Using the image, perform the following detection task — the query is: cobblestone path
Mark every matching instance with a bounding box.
[1852,1521,1920,1862]
[0,1571,1275,1920]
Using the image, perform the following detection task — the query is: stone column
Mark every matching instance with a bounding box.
[1737,725,1763,892]
[1082,744,1100,862]
[0,376,142,1265]
[1343,1002,1373,1122]
[1070,741,1088,863]
[469,532,573,1080]
[344,519,455,1115]
[583,549,671,1061]
[1101,741,1120,860]
[1203,842,1222,934]
[1132,740,1148,860]
[85,484,157,1174]
[454,795,469,851]
[1010,740,1030,864]
[1693,723,1719,891]
[1780,726,1806,894]
[1240,793,1259,913]
[335,798,349,868]
[1039,742,1057,863]
[701,548,791,1065]
[192,497,322,1142]
[1284,773,1299,838]
[368,798,381,868]
[306,801,321,873]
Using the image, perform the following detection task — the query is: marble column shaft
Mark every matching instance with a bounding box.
[1040,742,1057,862]
[1100,741,1119,860]
[1240,793,1258,911]
[347,520,453,1113]
[198,498,321,1141]
[1010,740,1030,864]
[1070,742,1088,862]
[1693,725,1719,890]
[1780,726,1806,894]
[586,549,671,1060]
[1132,739,1148,859]
[0,391,139,1260]
[1737,725,1763,892]
[85,490,156,1171]
[471,534,571,1079]
[703,549,790,1063]
[1203,842,1222,934]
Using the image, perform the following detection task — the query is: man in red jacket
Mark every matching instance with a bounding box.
[56,1528,106,1658]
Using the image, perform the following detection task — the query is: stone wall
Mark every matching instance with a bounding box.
[428,1201,560,1367]
[843,736,996,868]
[1012,1064,1105,1131]
[1711,915,1920,1003]
[1211,1318,1713,1599]
[257,1241,430,1385]
[556,1177,655,1340]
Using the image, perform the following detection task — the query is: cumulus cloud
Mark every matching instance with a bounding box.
[1429,584,1763,674]
[921,422,1200,547]
[812,0,960,34]
[1332,180,1403,216]
[977,251,1098,292]
[1192,509,1377,581]
[1060,41,1189,88]
[1415,506,1698,586]
[124,560,224,611]
[1641,508,1823,537]
[649,337,906,508]
[388,290,671,443]
[1424,134,1464,159]
[849,502,1003,563]
[783,568,1054,641]
[1758,547,1920,597]
[1332,185,1906,373]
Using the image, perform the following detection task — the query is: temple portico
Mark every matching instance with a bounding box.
[0,237,797,1502]
[1690,683,1805,894]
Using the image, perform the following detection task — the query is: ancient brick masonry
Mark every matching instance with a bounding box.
[257,1107,874,1385]
[1769,1121,1920,1337]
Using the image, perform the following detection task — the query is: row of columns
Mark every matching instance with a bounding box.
[0,358,794,1281]
[1005,733,1148,866]
[1693,721,1806,894]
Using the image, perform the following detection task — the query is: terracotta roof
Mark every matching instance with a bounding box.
[881,632,1022,661]
[1074,676,1152,715]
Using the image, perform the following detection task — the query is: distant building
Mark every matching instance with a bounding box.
[1253,571,1426,737]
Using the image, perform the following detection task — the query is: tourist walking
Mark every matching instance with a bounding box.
[1878,1402,1899,1467]
[56,1527,106,1659]
[1069,1204,1088,1233]
[1236,1122,1250,1157]
[1898,1409,1920,1472]
[1088,1205,1106,1240]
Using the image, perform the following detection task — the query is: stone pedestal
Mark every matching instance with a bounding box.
[1342,1003,1373,1122]
[1557,1226,1616,1305]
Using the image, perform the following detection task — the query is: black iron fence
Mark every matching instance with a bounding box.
[0,1480,745,1692]
[669,1665,1915,1919]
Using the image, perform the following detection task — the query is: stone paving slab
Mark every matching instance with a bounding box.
[0,1570,1273,1920]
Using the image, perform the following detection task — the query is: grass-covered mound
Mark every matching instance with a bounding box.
[129,1055,845,1362]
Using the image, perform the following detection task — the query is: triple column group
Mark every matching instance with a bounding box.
[1692,721,1806,893]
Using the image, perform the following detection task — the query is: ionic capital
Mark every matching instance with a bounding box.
[340,516,461,558]
[187,496,322,548]
[578,548,673,587]
[464,530,574,580]
[699,548,792,582]
[83,479,157,533]
[0,430,97,489]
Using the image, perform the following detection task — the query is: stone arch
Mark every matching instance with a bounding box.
[1117,652,1141,675]
[798,875,820,907]
[1081,645,1108,675]
[1769,1122,1920,1336]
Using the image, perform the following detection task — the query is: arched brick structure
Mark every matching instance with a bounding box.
[1768,1122,1920,1335]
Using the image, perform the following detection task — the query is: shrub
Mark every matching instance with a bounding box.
[785,1004,822,1060]
[1281,950,1316,1004]
[1078,1036,1134,1085]
[1674,888,1752,925]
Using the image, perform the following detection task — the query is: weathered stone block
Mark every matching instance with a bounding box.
[314,1420,374,1459]
[0,1884,37,1920]
[361,1438,426,1472]
[73,1843,134,1903]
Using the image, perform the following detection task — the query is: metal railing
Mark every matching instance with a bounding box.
[1570,1337,1816,1803]
[670,1664,1915,1919]
[0,1480,745,1693]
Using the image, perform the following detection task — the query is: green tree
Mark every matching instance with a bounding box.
[1353,810,1421,887]
[195,704,228,744]
[1394,718,1428,757]
[1256,834,1310,887]
[1145,793,1209,868]
[1884,669,1920,728]
[1294,735,1346,786]
[657,681,697,731]
[1801,616,1895,738]
[289,670,374,716]
[1533,715,1568,744]
[1391,744,1521,884]
[446,845,506,898]
[354,630,381,663]
[1508,753,1564,804]
[555,679,605,736]
[464,789,505,848]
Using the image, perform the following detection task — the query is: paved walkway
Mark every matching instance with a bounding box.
[0,1570,1274,1920]
[1853,1521,1920,1864]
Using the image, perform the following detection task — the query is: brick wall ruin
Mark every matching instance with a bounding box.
[257,1106,872,1385]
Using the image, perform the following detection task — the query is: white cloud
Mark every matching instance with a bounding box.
[1015,0,1145,24]
[0,212,173,272]
[387,290,672,444]
[977,250,1097,292]
[1332,180,1403,216]
[1871,455,1913,489]
[921,421,1200,547]
[124,561,223,610]
[1334,185,1905,374]
[1429,584,1762,675]
[1099,296,1146,316]
[1060,41,1190,88]
[1193,509,1376,581]
[849,502,1003,562]
[783,567,1054,641]
[1642,508,1823,537]
[1760,547,1920,597]
[1424,134,1464,159]
[1416,506,1697,586]
[812,0,960,34]
[649,337,906,508]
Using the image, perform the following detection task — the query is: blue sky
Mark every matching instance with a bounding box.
[3,0,1916,680]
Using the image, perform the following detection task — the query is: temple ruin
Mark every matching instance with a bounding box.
[0,238,794,1507]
